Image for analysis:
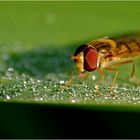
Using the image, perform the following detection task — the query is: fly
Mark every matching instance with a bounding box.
[71,33,140,87]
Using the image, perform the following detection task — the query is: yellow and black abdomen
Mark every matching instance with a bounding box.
[115,34,140,58]
[97,34,140,68]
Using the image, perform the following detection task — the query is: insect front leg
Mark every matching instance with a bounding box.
[96,69,105,87]
[60,67,76,92]
[130,61,140,85]
[105,67,119,88]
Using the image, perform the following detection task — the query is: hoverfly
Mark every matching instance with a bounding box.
[71,34,140,87]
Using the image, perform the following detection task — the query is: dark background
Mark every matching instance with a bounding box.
[0,102,140,138]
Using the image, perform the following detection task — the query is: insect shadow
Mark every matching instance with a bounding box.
[5,44,76,79]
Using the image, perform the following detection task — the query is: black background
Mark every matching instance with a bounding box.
[0,102,140,138]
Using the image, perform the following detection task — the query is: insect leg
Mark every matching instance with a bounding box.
[130,61,140,85]
[131,61,135,77]
[66,66,77,86]
[105,67,118,88]
[105,60,134,87]
[106,60,140,85]
[96,68,105,85]
[112,60,133,67]
[61,66,77,93]
[113,60,140,85]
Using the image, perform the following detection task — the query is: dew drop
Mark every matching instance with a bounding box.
[123,87,127,91]
[29,78,34,83]
[32,87,36,92]
[15,92,21,97]
[132,97,135,101]
[94,85,99,92]
[8,67,14,72]
[6,95,10,100]
[113,89,117,93]
[92,75,96,80]
[60,80,65,84]
[84,84,88,88]
[37,79,41,83]
[71,99,76,103]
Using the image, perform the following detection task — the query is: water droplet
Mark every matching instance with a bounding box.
[123,87,127,91]
[92,75,96,80]
[84,97,87,100]
[15,92,21,97]
[95,85,99,89]
[132,97,135,101]
[138,101,140,104]
[37,79,41,83]
[6,95,10,100]
[8,67,14,72]
[60,80,65,84]
[29,78,34,83]
[71,99,76,103]
[113,89,118,93]
[31,87,36,92]
[84,84,88,88]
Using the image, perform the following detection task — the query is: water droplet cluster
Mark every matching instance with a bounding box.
[0,42,140,106]
[0,71,140,106]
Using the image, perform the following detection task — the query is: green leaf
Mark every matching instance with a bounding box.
[1,1,140,138]
[0,1,140,108]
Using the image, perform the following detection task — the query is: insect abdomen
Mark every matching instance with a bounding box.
[115,35,140,58]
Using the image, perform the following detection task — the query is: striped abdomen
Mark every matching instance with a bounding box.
[97,34,140,68]
[115,35,140,58]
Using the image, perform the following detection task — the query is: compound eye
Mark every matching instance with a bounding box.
[84,47,98,71]
[74,44,88,62]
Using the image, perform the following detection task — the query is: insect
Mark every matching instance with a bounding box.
[71,33,140,87]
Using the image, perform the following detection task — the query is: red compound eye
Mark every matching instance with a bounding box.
[84,47,98,71]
